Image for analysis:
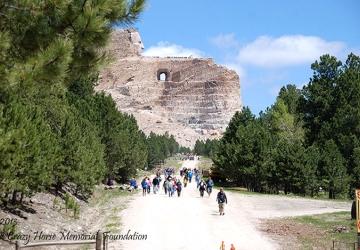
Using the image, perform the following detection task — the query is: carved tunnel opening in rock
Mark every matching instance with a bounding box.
[159,73,166,81]
[157,69,170,81]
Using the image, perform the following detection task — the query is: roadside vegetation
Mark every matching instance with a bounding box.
[0,0,193,212]
[197,156,213,171]
[262,212,356,249]
[195,54,360,200]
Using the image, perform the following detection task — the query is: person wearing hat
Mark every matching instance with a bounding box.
[216,187,228,215]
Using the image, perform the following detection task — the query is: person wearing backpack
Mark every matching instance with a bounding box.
[199,180,206,197]
[216,187,227,215]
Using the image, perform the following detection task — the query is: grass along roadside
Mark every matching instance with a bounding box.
[261,211,356,249]
[197,156,213,171]
[221,186,351,203]
[164,156,183,171]
[88,185,136,234]
[90,185,132,207]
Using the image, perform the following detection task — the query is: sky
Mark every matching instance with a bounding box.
[131,0,360,115]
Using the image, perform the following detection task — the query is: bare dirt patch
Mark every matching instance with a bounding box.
[260,219,325,249]
[259,212,356,250]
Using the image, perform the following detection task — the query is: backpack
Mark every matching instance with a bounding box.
[217,192,226,203]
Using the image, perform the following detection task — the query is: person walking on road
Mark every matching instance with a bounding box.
[163,179,168,195]
[187,170,193,183]
[152,176,159,194]
[141,177,148,196]
[146,177,151,194]
[199,180,206,197]
[206,177,214,196]
[183,175,188,188]
[195,173,200,188]
[129,177,138,189]
[176,179,182,197]
[167,179,173,197]
[216,187,228,215]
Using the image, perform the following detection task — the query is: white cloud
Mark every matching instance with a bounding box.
[142,42,203,58]
[237,35,345,68]
[210,33,239,49]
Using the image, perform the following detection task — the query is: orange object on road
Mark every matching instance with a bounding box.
[220,241,225,250]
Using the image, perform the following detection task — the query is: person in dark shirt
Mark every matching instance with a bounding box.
[152,177,159,194]
[216,187,228,215]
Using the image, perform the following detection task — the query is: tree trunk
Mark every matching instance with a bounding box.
[55,181,62,194]
[11,190,17,204]
[19,193,24,203]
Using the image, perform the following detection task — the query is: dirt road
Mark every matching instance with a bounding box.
[109,159,351,250]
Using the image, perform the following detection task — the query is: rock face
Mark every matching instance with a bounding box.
[96,29,242,147]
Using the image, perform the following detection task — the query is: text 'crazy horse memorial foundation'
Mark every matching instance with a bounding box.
[96,29,242,147]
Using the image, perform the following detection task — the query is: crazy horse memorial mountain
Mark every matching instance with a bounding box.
[96,29,242,147]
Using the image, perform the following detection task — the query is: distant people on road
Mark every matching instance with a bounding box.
[176,179,182,197]
[172,178,177,196]
[146,177,151,194]
[180,168,184,177]
[183,175,188,187]
[141,177,148,196]
[187,170,193,183]
[163,179,169,195]
[129,177,138,189]
[206,177,214,196]
[167,179,174,197]
[152,176,160,194]
[199,180,206,197]
[216,187,228,215]
[195,173,200,188]
[164,167,175,179]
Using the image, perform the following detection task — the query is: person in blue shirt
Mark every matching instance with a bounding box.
[130,177,138,189]
[187,170,193,183]
[195,173,200,188]
[206,177,214,196]
[141,177,148,196]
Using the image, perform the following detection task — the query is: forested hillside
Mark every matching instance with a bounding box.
[196,54,360,199]
[0,0,187,206]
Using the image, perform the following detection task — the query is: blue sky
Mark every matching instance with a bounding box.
[132,0,360,115]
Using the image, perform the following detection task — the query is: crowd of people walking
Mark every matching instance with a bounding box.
[132,158,232,248]
[138,165,222,214]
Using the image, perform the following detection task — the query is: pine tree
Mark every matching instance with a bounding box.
[0,0,146,203]
[321,140,349,199]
